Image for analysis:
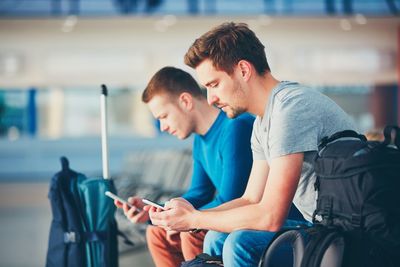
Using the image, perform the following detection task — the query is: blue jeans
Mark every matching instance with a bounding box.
[203,220,311,267]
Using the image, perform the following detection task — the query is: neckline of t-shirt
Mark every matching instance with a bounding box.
[200,110,225,139]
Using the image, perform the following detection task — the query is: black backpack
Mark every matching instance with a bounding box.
[46,157,121,267]
[259,126,400,267]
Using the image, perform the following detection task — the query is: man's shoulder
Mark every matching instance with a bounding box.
[273,84,338,117]
[274,83,317,103]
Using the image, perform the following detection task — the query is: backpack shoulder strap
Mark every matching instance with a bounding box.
[318,130,366,151]
[59,156,78,177]
[259,225,310,267]
[259,229,306,267]
[60,156,69,172]
[301,227,345,267]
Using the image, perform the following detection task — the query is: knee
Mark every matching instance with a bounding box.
[179,231,200,245]
[180,231,206,260]
[204,231,227,255]
[204,231,226,248]
[146,225,166,245]
[179,231,191,243]
[223,230,248,253]
[204,231,224,247]
[223,230,277,266]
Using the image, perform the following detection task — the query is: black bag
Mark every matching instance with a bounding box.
[46,157,120,267]
[312,125,400,266]
[259,126,400,267]
[181,253,223,267]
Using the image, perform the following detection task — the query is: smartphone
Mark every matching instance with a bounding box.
[105,191,134,208]
[142,198,165,210]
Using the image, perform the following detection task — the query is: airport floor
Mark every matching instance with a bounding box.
[0,183,154,267]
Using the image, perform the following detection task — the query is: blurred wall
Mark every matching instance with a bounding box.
[0,17,398,88]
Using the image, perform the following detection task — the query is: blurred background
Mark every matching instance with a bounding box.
[0,1,399,266]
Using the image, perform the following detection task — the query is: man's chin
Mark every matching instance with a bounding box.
[224,109,241,119]
[177,133,190,140]
[226,113,237,119]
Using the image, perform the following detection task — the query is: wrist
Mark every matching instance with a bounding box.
[189,210,202,234]
[191,209,202,230]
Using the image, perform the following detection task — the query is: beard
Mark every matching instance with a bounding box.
[223,82,247,118]
[224,106,246,118]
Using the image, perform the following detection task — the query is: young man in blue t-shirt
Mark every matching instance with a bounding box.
[114,66,254,267]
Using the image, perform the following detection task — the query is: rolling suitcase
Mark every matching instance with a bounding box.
[46,85,123,267]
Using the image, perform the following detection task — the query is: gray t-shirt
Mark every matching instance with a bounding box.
[251,81,356,222]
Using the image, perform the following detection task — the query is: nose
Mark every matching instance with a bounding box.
[160,121,169,132]
[207,91,219,106]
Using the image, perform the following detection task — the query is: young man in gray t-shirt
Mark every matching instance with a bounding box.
[146,22,356,266]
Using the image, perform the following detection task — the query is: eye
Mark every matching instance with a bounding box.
[210,83,218,89]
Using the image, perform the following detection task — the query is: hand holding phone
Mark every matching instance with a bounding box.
[105,191,139,210]
[142,198,165,210]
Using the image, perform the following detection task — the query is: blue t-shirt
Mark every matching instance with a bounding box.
[182,111,255,209]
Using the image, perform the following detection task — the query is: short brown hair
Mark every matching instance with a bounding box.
[142,66,204,103]
[184,22,270,75]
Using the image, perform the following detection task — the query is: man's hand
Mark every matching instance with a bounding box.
[148,197,198,231]
[114,196,149,224]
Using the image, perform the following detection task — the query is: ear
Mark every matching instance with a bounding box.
[178,92,194,111]
[237,60,252,82]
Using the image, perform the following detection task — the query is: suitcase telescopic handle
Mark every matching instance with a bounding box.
[318,130,367,151]
[101,84,110,179]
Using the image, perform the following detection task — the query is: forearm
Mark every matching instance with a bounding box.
[193,154,304,233]
[192,202,281,233]
[204,197,251,212]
